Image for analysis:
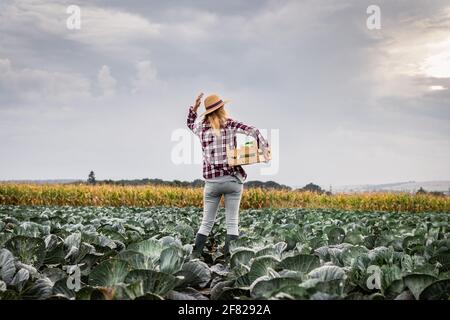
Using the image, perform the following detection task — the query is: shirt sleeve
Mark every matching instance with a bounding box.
[187,106,202,136]
[228,119,270,150]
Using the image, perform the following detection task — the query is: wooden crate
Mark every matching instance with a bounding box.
[226,141,271,166]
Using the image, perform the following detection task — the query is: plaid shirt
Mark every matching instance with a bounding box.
[187,106,269,180]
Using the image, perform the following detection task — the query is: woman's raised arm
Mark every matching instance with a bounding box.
[187,93,203,134]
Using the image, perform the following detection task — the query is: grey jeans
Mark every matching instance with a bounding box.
[197,180,244,236]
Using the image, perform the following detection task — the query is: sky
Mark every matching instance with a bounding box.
[0,0,449,188]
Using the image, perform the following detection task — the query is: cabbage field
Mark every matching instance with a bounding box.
[0,205,449,300]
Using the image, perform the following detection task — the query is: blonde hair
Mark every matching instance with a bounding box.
[206,107,228,136]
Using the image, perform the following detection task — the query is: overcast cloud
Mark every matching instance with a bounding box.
[1,0,449,187]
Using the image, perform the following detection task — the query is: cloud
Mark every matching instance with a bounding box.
[365,4,450,99]
[97,65,117,97]
[159,7,219,43]
[0,58,91,106]
[240,0,351,42]
[67,6,161,54]
[0,0,161,57]
[132,60,165,94]
[317,126,450,184]
[0,0,449,185]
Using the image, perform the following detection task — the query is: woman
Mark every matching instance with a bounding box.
[187,93,270,259]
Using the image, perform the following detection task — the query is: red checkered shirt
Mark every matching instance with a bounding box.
[187,106,269,180]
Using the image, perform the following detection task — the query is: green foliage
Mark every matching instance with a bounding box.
[0,205,449,300]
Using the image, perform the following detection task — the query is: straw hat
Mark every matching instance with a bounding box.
[199,94,230,117]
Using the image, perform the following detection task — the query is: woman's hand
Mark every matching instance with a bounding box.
[193,92,204,112]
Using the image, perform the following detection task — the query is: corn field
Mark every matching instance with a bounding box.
[0,184,448,213]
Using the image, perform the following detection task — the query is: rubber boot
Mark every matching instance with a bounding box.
[191,233,207,259]
[224,234,239,257]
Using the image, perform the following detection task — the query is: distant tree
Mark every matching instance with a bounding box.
[74,176,291,189]
[87,171,96,185]
[245,180,291,190]
[192,179,205,188]
[298,183,324,194]
[246,181,264,189]
[416,187,427,195]
[265,181,281,189]
[429,191,445,197]
[416,187,445,197]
